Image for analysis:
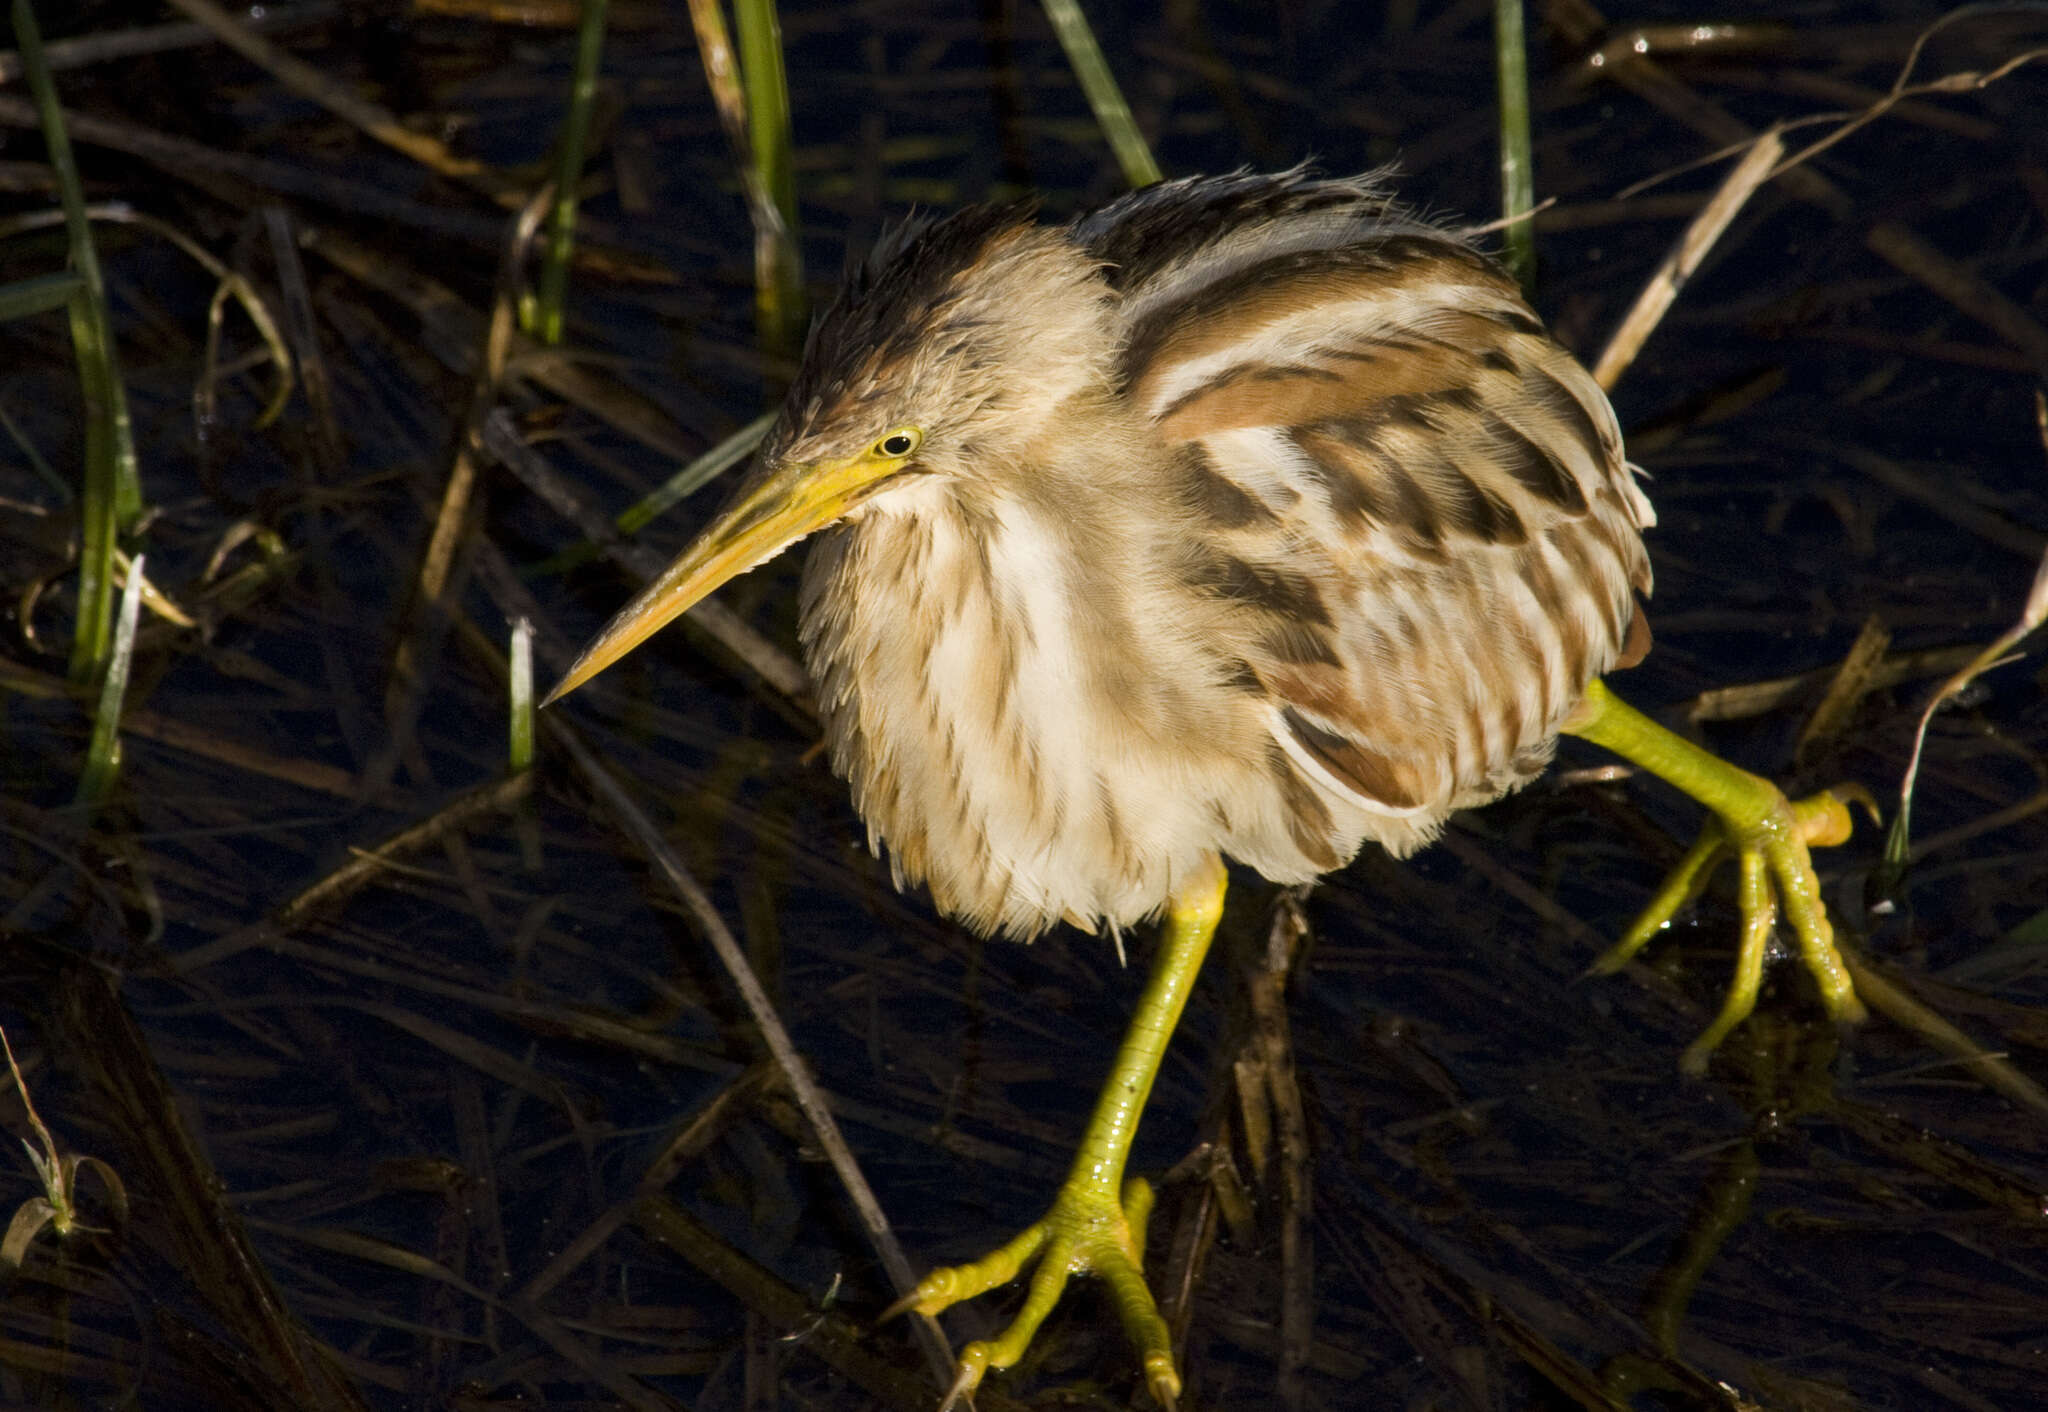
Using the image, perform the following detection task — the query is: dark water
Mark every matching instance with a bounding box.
[3,3,2047,1409]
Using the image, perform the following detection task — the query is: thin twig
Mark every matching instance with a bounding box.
[548,718,957,1390]
[1591,126,1783,390]
[0,2,339,83]
[157,0,521,204]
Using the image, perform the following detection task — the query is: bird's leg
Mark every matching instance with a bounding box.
[1560,678,1867,1073]
[888,854,1228,1410]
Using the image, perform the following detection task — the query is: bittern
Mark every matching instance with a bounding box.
[548,169,1862,1407]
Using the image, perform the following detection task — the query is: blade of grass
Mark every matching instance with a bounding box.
[76,551,145,809]
[617,409,775,534]
[1492,0,1535,289]
[509,616,540,869]
[1039,0,1161,188]
[529,0,612,344]
[682,0,801,364]
[1880,521,2048,900]
[509,617,536,774]
[732,0,803,354]
[13,0,143,684]
[0,270,81,321]
[1591,127,1784,391]
[527,412,774,577]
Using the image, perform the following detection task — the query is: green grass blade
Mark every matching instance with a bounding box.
[617,410,775,535]
[0,270,82,321]
[529,0,611,345]
[508,617,535,774]
[63,294,125,683]
[530,411,773,577]
[1039,0,1161,188]
[1493,0,1536,290]
[76,552,145,809]
[13,0,144,683]
[733,0,803,353]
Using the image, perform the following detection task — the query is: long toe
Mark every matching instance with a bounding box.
[900,1175,1182,1401]
[887,1219,1053,1322]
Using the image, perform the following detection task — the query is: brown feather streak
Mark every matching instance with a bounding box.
[1181,544,1333,626]
[1278,707,1428,811]
[1177,446,1277,526]
[1481,412,1589,513]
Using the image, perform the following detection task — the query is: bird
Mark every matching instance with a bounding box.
[545,168,1863,1409]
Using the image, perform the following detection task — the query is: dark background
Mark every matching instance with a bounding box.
[3,2,2047,1408]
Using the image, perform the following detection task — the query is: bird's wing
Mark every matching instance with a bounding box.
[1088,173,1654,820]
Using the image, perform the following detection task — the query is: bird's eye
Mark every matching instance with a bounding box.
[873,429,921,459]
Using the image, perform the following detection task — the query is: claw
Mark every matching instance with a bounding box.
[888,1175,1181,1403]
[1600,784,1868,1072]
[1823,781,1883,832]
[1563,683,1872,1070]
[934,1351,986,1412]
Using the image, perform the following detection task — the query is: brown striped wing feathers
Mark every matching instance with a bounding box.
[1100,188,1654,828]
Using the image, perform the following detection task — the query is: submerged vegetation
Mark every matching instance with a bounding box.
[2,2,2047,1407]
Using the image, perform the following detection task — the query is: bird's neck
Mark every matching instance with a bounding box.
[804,442,1172,714]
[793,435,1217,934]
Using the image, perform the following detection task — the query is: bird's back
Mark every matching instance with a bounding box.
[1080,170,1655,856]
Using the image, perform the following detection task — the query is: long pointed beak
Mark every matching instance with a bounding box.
[543,451,903,705]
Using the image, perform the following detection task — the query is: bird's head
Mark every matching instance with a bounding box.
[546,202,1115,703]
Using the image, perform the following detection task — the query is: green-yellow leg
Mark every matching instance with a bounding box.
[888,854,1228,1410]
[1562,679,1866,1073]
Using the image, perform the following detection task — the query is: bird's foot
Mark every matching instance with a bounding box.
[886,1173,1180,1410]
[1592,777,1876,1073]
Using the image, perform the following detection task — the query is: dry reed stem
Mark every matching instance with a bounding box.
[1865,221,2048,376]
[1907,788,2048,865]
[45,955,374,1411]
[546,717,958,1389]
[157,0,520,203]
[1577,21,1788,74]
[1568,0,2048,341]
[1241,891,1314,1409]
[1590,127,1783,391]
[277,772,534,928]
[1793,613,1891,765]
[0,2,338,83]
[1803,439,2045,560]
[635,1196,1034,1412]
[0,93,514,245]
[517,1064,774,1305]
[479,411,810,702]
[301,226,701,463]
[120,704,357,796]
[1551,0,1852,218]
[259,207,340,472]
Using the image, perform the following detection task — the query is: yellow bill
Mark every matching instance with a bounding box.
[543,435,919,705]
